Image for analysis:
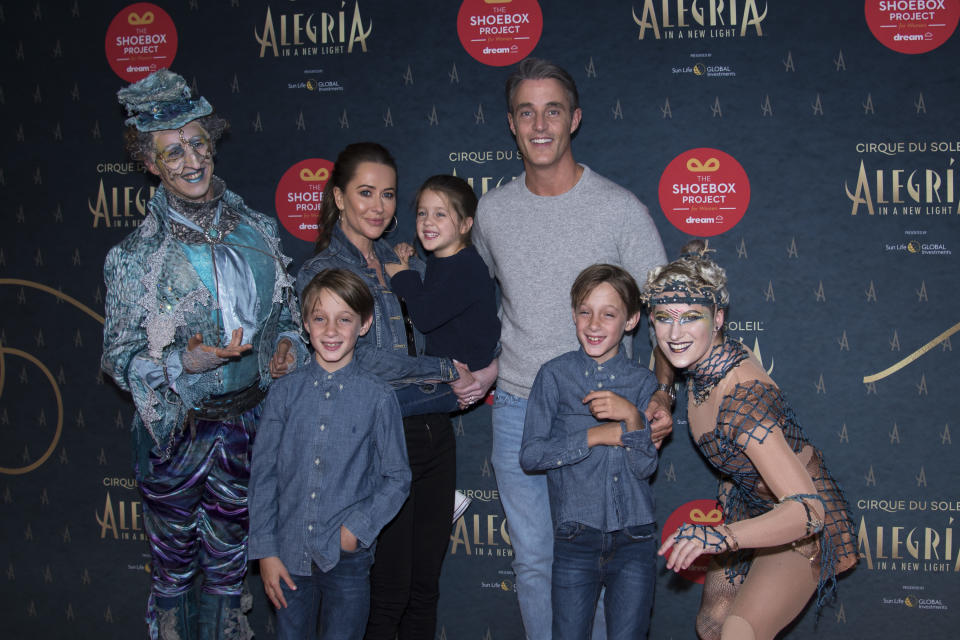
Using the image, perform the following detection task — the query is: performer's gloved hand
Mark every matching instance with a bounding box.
[182,328,252,373]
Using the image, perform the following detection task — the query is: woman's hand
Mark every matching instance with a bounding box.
[658,524,732,572]
[450,358,498,408]
[259,556,296,609]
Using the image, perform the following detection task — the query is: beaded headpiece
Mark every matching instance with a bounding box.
[644,279,727,308]
[117,69,213,132]
[642,241,729,308]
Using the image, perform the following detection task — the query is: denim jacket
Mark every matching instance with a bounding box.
[520,348,659,532]
[296,225,457,386]
[248,358,411,574]
[101,183,303,470]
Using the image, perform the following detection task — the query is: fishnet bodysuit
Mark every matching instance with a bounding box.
[685,339,857,639]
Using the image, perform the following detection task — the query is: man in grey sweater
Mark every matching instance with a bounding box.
[472,58,675,639]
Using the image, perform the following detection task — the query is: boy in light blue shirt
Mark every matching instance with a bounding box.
[520,264,659,640]
[249,269,411,640]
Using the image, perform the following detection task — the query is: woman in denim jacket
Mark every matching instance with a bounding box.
[296,143,494,640]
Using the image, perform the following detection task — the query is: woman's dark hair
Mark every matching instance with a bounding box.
[414,174,478,245]
[314,142,398,254]
[123,113,229,167]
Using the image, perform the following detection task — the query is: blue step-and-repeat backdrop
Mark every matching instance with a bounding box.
[1,1,958,637]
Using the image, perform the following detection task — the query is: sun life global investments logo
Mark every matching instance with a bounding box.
[673,53,737,77]
[632,0,767,40]
[254,2,372,58]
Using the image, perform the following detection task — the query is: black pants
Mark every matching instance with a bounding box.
[365,413,456,640]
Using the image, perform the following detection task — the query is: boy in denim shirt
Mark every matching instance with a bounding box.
[249,269,411,640]
[520,264,659,640]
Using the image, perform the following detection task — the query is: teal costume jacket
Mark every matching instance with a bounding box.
[101,183,302,471]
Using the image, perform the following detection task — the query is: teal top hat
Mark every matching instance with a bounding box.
[117,68,213,132]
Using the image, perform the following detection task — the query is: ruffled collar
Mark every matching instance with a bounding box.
[166,176,241,243]
[687,338,750,405]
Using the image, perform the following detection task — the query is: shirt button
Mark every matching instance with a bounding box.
[613,476,619,482]
[327,374,333,379]
[308,525,313,531]
[314,458,320,465]
[320,424,325,431]
[610,374,615,380]
[597,382,603,388]
[325,392,331,398]
[625,446,631,451]
[313,380,318,387]
[311,492,316,499]
[557,459,563,465]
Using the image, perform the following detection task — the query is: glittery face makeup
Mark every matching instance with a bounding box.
[652,299,724,370]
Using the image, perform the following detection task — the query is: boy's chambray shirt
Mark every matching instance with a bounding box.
[248,357,411,574]
[520,347,659,532]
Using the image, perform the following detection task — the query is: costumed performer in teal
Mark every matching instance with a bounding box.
[101,69,306,639]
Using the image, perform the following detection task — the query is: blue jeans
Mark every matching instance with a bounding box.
[276,549,373,640]
[393,382,458,417]
[491,389,608,640]
[552,523,657,640]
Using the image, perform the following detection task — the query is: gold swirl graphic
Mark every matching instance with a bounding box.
[862,322,960,383]
[0,278,104,324]
[0,279,103,475]
[0,347,64,474]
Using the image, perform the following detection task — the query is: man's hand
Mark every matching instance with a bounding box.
[259,556,295,609]
[269,338,295,378]
[645,391,674,449]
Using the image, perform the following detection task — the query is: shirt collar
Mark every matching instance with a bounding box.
[306,354,360,380]
[576,345,628,373]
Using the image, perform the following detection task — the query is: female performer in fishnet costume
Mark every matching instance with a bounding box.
[647,241,857,640]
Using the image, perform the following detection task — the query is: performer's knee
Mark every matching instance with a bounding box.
[720,614,756,640]
[695,606,723,640]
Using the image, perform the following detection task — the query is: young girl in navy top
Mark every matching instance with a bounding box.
[385,174,500,412]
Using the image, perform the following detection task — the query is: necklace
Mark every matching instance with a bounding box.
[688,338,750,405]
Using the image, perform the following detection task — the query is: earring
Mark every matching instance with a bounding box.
[385,216,398,234]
